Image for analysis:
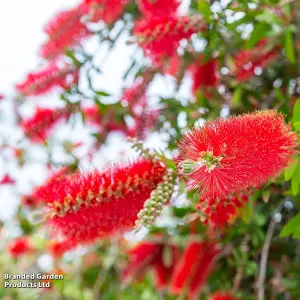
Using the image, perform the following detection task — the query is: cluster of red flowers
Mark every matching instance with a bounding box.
[40,5,90,60]
[83,0,128,24]
[8,237,32,258]
[48,239,77,258]
[234,39,279,82]
[190,56,219,95]
[123,240,179,289]
[137,0,180,18]
[16,63,79,96]
[21,107,71,143]
[36,158,166,243]
[124,239,220,299]
[177,110,297,226]
[134,15,203,65]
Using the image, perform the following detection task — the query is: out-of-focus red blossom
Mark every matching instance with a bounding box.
[21,107,71,143]
[0,94,4,100]
[209,291,238,300]
[190,57,219,94]
[40,5,90,60]
[123,241,179,289]
[134,15,203,65]
[234,39,279,82]
[121,78,146,109]
[48,240,76,258]
[0,174,15,185]
[83,105,128,134]
[8,237,32,258]
[164,54,182,77]
[16,63,79,96]
[22,194,41,209]
[36,158,166,243]
[137,0,180,18]
[177,110,297,199]
[169,240,220,299]
[83,0,128,24]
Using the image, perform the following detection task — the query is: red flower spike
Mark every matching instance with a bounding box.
[123,241,179,289]
[234,39,279,82]
[40,5,90,60]
[210,291,238,300]
[48,240,77,258]
[169,240,220,299]
[36,158,166,243]
[21,107,70,143]
[134,15,203,65]
[137,0,180,19]
[190,57,219,94]
[177,110,297,200]
[83,0,128,24]
[0,174,15,185]
[169,241,203,294]
[8,237,32,258]
[16,63,79,96]
[123,242,162,283]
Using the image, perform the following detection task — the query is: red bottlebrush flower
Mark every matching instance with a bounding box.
[8,237,32,258]
[234,39,279,82]
[36,158,166,243]
[83,0,128,24]
[48,240,76,258]
[21,107,70,143]
[134,15,203,65]
[123,241,179,289]
[190,57,219,94]
[16,63,79,96]
[121,79,146,109]
[177,110,297,200]
[210,291,238,300]
[40,5,90,60]
[169,240,220,299]
[137,0,180,18]
[0,174,15,185]
[22,194,41,209]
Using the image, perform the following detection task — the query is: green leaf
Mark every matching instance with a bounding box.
[284,30,296,63]
[241,199,253,224]
[284,160,298,181]
[95,91,110,97]
[198,0,212,22]
[280,214,300,237]
[291,177,299,195]
[293,99,300,123]
[232,88,242,108]
[294,122,300,131]
[246,23,270,49]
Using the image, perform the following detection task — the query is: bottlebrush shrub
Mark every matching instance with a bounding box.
[137,0,180,18]
[210,291,238,300]
[169,240,220,299]
[234,38,279,82]
[15,63,79,96]
[123,241,179,289]
[8,237,32,258]
[83,0,128,24]
[36,158,166,243]
[21,107,71,143]
[40,5,90,60]
[134,15,203,65]
[177,110,297,198]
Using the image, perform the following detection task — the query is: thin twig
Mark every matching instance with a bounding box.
[256,203,284,300]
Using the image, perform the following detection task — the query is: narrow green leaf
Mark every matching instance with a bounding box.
[294,122,300,131]
[291,177,299,195]
[284,160,298,181]
[280,214,300,237]
[293,99,300,123]
[246,23,270,49]
[198,0,212,22]
[95,91,110,97]
[241,200,253,223]
[232,88,242,108]
[284,30,296,63]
